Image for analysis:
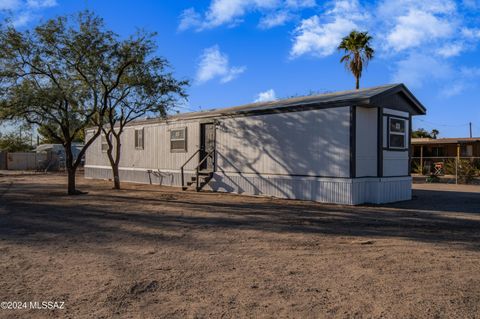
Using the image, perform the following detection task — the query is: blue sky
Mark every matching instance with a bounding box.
[1,0,480,137]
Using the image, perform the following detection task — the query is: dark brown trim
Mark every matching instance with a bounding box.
[350,106,356,178]
[377,107,384,177]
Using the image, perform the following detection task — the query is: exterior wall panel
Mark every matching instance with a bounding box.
[85,120,201,171]
[216,107,351,177]
[356,107,377,177]
[383,151,409,176]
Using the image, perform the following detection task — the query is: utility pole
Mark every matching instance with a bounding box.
[469,122,472,138]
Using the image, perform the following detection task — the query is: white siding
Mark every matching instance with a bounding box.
[355,107,377,177]
[216,107,351,177]
[85,120,201,171]
[384,108,409,117]
[383,151,409,176]
[209,173,411,205]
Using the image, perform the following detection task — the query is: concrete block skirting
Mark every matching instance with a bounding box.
[85,166,411,205]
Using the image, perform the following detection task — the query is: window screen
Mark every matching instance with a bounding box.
[389,118,406,149]
[170,128,187,152]
[135,128,144,150]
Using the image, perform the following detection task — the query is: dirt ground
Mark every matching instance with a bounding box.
[0,172,479,319]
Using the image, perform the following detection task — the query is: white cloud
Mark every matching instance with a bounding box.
[178,8,202,31]
[26,0,56,9]
[259,10,292,29]
[437,43,464,58]
[392,53,453,88]
[460,67,480,78]
[462,0,480,8]
[385,9,455,52]
[0,0,57,27]
[195,45,246,84]
[441,82,469,98]
[180,0,480,97]
[377,0,456,16]
[179,0,316,31]
[462,27,480,39]
[12,11,33,26]
[290,0,366,58]
[254,89,277,102]
[286,0,316,8]
[0,0,21,10]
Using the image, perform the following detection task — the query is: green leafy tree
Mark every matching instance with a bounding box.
[100,32,188,190]
[412,128,440,139]
[37,123,85,144]
[338,31,374,90]
[0,132,32,152]
[0,11,147,194]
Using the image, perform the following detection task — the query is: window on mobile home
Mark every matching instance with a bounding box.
[170,128,187,152]
[135,128,144,150]
[388,117,407,149]
[101,134,109,152]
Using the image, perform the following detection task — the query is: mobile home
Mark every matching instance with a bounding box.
[85,84,426,205]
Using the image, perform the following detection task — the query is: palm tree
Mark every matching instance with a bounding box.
[338,31,374,90]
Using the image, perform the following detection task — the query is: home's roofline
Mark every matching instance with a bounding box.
[86,83,426,130]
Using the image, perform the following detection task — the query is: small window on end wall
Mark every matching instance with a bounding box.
[170,128,187,152]
[135,128,144,150]
[388,117,407,149]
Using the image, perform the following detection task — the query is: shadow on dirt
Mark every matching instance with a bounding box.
[0,178,479,251]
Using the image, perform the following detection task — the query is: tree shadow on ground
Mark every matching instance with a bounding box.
[0,179,479,251]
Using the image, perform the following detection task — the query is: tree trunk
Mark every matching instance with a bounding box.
[64,141,79,195]
[113,134,122,190]
[112,163,120,190]
[106,133,122,190]
[356,76,360,90]
[67,165,77,195]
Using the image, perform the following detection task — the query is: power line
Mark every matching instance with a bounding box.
[415,118,472,128]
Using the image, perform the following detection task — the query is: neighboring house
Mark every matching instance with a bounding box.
[35,143,85,170]
[85,84,426,205]
[411,138,480,158]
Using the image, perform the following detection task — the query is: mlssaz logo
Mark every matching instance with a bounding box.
[30,301,65,310]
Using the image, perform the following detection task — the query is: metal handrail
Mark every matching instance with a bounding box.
[194,149,216,191]
[180,149,201,189]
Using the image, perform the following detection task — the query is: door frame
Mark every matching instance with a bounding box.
[199,121,216,171]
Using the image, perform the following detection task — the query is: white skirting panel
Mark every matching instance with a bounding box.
[208,172,411,205]
[85,166,411,205]
[84,166,194,187]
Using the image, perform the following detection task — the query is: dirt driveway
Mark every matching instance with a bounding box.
[0,173,479,318]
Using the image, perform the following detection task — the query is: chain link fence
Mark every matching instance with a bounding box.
[411,156,480,184]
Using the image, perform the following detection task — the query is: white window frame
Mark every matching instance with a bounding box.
[388,117,407,150]
[134,128,144,150]
[170,127,187,152]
